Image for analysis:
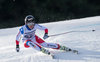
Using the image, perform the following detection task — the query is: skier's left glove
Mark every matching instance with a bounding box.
[43,33,49,39]
[16,45,20,52]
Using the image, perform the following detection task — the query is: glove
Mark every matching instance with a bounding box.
[16,45,20,52]
[43,33,49,39]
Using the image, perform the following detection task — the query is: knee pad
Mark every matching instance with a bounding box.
[24,40,31,48]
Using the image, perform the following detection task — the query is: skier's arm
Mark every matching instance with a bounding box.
[16,30,21,52]
[35,24,48,34]
[35,24,49,39]
[16,31,21,45]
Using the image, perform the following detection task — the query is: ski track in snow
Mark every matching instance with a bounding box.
[0,16,100,62]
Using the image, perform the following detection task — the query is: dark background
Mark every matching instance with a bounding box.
[0,0,100,29]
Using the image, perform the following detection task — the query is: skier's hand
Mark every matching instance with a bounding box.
[16,45,20,52]
[43,33,49,39]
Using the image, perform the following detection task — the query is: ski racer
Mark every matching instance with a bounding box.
[16,15,72,55]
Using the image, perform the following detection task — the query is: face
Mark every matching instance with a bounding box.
[27,23,34,29]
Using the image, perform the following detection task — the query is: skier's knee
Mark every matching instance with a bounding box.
[52,44,60,49]
[24,40,31,48]
[26,41,31,45]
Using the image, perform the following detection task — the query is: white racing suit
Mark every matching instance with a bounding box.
[16,24,60,51]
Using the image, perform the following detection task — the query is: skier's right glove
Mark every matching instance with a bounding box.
[43,33,49,39]
[16,45,20,52]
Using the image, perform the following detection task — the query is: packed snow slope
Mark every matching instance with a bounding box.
[0,16,100,62]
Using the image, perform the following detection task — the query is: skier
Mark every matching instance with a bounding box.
[16,15,73,55]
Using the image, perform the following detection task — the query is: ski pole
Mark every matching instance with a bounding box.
[49,29,95,37]
[49,31,75,37]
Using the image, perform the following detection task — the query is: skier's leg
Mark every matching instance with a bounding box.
[40,42,60,49]
[35,35,60,49]
[24,40,50,55]
[35,35,72,51]
[24,40,41,51]
[40,42,72,51]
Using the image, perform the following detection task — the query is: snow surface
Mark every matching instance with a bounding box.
[0,16,100,62]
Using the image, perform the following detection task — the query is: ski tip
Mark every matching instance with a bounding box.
[50,54,55,59]
[92,30,95,32]
[72,50,79,54]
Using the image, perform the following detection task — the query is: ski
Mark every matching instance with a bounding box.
[71,50,78,54]
[51,54,55,59]
[49,52,56,59]
[50,50,78,59]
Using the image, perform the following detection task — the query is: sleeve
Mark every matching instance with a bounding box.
[35,24,48,34]
[16,30,22,45]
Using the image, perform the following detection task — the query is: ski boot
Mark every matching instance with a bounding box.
[41,47,50,55]
[60,46,78,54]
[60,46,72,52]
[41,48,55,58]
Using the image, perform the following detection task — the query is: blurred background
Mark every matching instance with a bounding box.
[0,0,100,29]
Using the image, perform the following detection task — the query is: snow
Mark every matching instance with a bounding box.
[0,16,100,62]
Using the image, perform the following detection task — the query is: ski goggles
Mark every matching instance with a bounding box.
[27,23,35,26]
[26,19,35,23]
